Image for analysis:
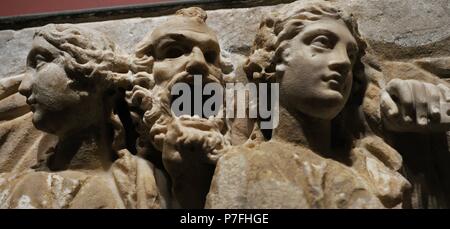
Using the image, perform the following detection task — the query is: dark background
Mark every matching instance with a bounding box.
[0,0,295,30]
[0,0,174,17]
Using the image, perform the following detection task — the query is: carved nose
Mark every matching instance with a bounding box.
[328,50,351,77]
[186,47,208,76]
[18,73,32,98]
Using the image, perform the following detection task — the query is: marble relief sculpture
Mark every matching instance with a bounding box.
[0,1,450,209]
[206,3,450,208]
[128,7,231,208]
[0,24,163,208]
[206,4,409,208]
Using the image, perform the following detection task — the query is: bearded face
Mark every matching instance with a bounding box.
[129,13,230,166]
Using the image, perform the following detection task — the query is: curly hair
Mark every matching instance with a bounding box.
[244,3,366,85]
[34,24,138,154]
[244,3,370,151]
[130,7,232,85]
[35,24,132,91]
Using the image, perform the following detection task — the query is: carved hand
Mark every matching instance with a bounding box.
[380,78,450,132]
[161,117,224,208]
[163,118,227,165]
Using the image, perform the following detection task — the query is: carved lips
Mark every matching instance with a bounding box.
[323,72,343,92]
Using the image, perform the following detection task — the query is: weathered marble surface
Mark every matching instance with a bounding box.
[1,0,449,80]
[0,0,450,209]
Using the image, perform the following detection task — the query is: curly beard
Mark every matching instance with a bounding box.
[147,108,229,165]
[131,80,230,166]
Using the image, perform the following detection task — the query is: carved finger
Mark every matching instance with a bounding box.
[386,79,414,124]
[424,83,441,123]
[410,80,428,126]
[380,90,399,118]
[437,84,450,102]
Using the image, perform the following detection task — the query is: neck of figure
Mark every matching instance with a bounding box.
[272,105,331,155]
[48,113,113,172]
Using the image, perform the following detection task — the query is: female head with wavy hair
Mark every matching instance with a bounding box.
[19,24,134,169]
[244,3,368,152]
[205,4,411,209]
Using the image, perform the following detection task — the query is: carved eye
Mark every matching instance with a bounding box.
[204,51,218,64]
[35,54,49,70]
[164,46,187,59]
[311,35,333,49]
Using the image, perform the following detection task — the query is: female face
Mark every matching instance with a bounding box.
[279,17,358,120]
[19,36,98,135]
